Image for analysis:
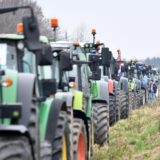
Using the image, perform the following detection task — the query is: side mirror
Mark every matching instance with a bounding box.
[23,16,41,51]
[40,79,57,97]
[101,48,112,67]
[37,45,53,66]
[89,54,101,80]
[59,51,73,71]
[69,77,76,82]
[90,68,101,80]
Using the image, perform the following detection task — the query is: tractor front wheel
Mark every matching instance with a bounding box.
[120,92,128,119]
[109,96,116,126]
[73,118,87,160]
[40,111,71,160]
[0,136,33,160]
[93,103,109,144]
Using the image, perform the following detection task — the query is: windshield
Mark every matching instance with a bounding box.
[23,49,36,73]
[52,57,60,82]
[51,56,69,90]
[0,43,17,70]
[23,49,54,81]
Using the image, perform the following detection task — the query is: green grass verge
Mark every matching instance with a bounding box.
[94,100,160,160]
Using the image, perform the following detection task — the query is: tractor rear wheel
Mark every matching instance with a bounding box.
[40,111,71,160]
[115,88,121,121]
[120,92,128,119]
[137,91,141,108]
[0,136,33,160]
[52,111,71,160]
[135,92,139,109]
[73,118,87,160]
[132,92,136,110]
[66,105,73,160]
[109,96,116,126]
[28,104,40,159]
[129,91,133,111]
[93,103,109,144]
[40,141,52,160]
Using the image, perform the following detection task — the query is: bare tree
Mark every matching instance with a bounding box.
[0,0,57,38]
[72,24,90,42]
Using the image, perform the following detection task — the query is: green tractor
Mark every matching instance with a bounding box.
[135,62,149,106]
[50,41,102,159]
[127,61,142,110]
[121,60,142,110]
[0,6,72,160]
[109,49,129,120]
[83,29,128,125]
[82,42,110,144]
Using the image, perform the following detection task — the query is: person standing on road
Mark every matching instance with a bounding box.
[153,82,157,100]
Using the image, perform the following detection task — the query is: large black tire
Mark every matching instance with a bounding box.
[132,92,136,110]
[0,136,33,160]
[88,120,94,159]
[135,92,138,109]
[93,103,109,144]
[115,88,121,121]
[109,96,116,126]
[40,111,71,160]
[52,111,71,160]
[73,118,88,160]
[137,91,141,108]
[125,93,129,118]
[132,91,138,110]
[129,91,133,111]
[28,105,39,160]
[120,92,128,119]
[66,105,73,160]
[40,141,52,160]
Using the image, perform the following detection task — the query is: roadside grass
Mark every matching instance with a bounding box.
[94,99,160,160]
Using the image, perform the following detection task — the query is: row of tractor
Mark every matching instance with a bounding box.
[0,5,159,160]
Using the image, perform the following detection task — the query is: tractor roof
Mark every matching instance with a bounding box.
[50,41,85,49]
[50,41,73,49]
[0,34,48,43]
[50,41,86,60]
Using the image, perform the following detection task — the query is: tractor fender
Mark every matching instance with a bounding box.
[108,79,114,95]
[55,92,73,108]
[103,76,109,82]
[17,73,36,127]
[92,80,109,104]
[45,98,65,142]
[119,77,129,94]
[0,125,29,135]
[114,80,119,95]
[103,76,114,95]
[73,91,84,111]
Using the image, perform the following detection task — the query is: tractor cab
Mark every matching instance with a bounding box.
[50,40,103,158]
[0,6,73,160]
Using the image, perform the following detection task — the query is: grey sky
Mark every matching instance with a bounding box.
[37,0,160,59]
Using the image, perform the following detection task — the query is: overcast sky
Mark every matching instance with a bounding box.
[37,0,160,59]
